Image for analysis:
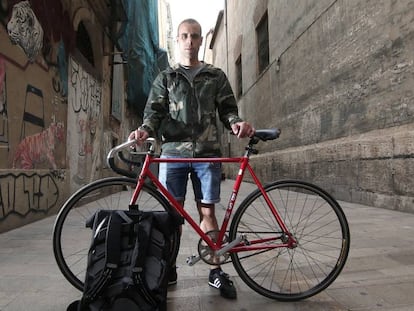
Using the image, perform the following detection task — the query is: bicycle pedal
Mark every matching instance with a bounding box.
[186,255,201,266]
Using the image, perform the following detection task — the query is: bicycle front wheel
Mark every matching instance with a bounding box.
[53,177,179,291]
[230,180,350,301]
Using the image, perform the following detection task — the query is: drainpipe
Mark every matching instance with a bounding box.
[202,28,214,61]
[224,0,231,157]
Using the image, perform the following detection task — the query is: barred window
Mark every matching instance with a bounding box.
[77,21,95,66]
[256,12,269,74]
[235,55,243,98]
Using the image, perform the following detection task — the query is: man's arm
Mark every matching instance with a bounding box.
[141,73,169,134]
[129,73,168,143]
[215,69,255,138]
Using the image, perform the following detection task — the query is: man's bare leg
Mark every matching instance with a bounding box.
[198,202,237,298]
[197,202,219,269]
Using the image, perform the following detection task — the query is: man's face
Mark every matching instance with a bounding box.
[177,22,203,61]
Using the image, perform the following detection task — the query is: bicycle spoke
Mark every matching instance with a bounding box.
[230,180,350,301]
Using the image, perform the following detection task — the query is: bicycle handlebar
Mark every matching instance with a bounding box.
[107,138,157,178]
[106,129,281,177]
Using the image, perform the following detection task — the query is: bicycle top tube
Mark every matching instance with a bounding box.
[151,157,244,163]
[106,128,281,180]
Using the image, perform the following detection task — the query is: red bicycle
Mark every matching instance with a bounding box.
[53,128,350,301]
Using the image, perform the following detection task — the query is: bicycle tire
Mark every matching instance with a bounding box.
[52,177,180,291]
[230,179,350,301]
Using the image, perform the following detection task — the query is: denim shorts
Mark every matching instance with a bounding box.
[158,155,221,204]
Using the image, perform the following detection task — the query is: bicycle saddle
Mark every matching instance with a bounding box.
[254,128,281,141]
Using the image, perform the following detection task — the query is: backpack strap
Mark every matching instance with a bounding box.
[83,212,125,303]
[105,212,122,268]
[101,211,137,299]
[134,213,153,270]
[131,213,158,306]
[105,211,135,266]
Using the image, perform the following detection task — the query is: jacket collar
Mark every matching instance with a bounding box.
[165,62,215,75]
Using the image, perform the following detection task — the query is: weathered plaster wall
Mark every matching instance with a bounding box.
[0,0,124,232]
[214,0,414,212]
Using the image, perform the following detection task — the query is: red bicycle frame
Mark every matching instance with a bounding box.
[129,151,296,255]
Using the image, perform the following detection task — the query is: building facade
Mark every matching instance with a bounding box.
[0,0,164,232]
[211,0,414,212]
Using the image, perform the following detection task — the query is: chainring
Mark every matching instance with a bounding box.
[197,230,230,265]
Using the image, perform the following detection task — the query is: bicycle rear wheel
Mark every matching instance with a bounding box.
[230,179,350,301]
[52,177,179,291]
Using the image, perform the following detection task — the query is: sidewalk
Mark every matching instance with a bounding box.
[1,179,414,311]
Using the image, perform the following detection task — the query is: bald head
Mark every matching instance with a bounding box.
[177,18,202,37]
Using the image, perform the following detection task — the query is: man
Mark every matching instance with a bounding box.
[129,18,255,299]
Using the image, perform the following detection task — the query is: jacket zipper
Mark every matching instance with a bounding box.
[174,69,199,157]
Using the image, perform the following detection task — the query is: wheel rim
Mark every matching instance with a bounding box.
[230,181,350,301]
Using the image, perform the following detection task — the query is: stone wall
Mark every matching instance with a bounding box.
[213,0,414,212]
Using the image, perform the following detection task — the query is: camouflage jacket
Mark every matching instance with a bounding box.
[142,63,243,157]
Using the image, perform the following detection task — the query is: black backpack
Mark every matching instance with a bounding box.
[67,209,179,311]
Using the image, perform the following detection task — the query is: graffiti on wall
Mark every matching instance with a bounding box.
[13,122,65,169]
[0,56,7,149]
[68,58,102,187]
[0,56,5,112]
[0,172,60,221]
[52,42,69,98]
[0,0,70,169]
[6,1,44,62]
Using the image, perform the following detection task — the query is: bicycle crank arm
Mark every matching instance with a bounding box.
[215,235,244,257]
[186,235,245,266]
[186,254,202,266]
[186,247,215,266]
